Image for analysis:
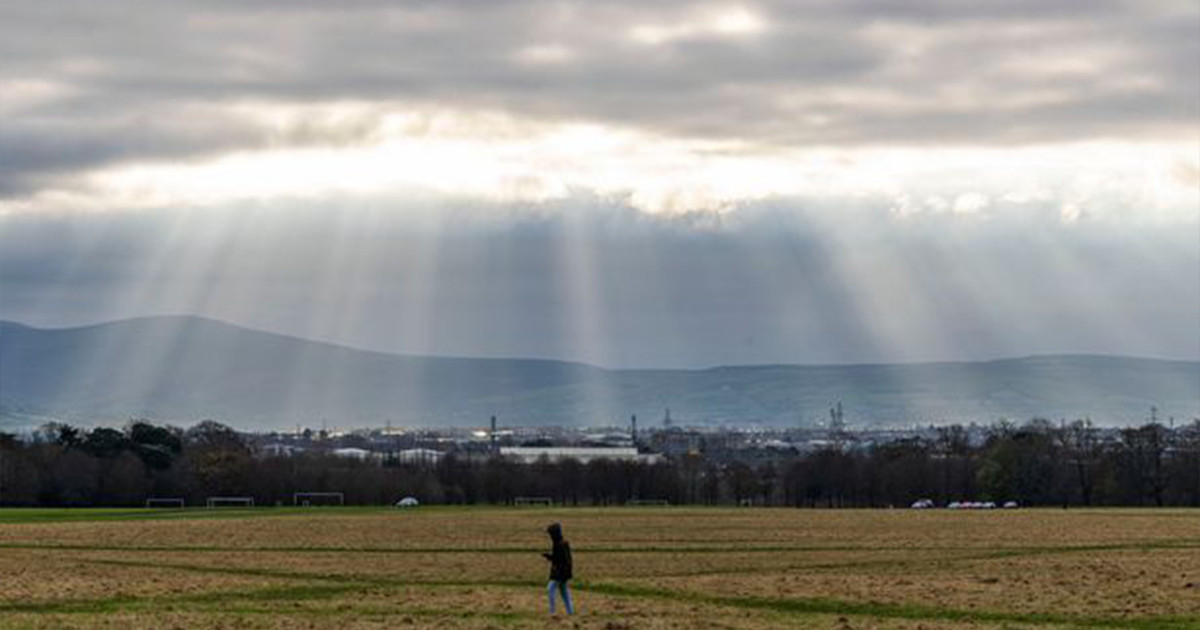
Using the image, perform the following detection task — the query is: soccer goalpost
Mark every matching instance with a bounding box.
[206,496,255,509]
[514,496,553,506]
[293,492,345,507]
[145,497,186,509]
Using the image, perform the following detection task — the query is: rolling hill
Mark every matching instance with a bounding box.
[1,316,1196,430]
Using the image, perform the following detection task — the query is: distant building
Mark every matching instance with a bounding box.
[330,447,376,460]
[260,443,303,457]
[500,446,662,464]
[395,448,444,465]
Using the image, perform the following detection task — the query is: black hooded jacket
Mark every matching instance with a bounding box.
[543,523,573,581]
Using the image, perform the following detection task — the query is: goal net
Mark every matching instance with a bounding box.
[293,492,345,507]
[206,496,255,509]
[626,499,670,506]
[514,496,553,506]
[145,497,186,508]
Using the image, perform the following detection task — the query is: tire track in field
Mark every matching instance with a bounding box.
[582,581,1200,630]
[647,540,1200,578]
[3,540,1198,556]
[8,556,1194,629]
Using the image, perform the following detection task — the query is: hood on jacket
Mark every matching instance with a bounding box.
[547,522,563,542]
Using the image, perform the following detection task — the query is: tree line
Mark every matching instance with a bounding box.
[1,419,1198,508]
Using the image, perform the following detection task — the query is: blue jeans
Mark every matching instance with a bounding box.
[547,579,574,615]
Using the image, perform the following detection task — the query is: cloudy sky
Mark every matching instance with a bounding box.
[1,0,1197,367]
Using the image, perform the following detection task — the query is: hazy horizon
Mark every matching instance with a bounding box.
[4,314,1199,371]
[6,315,1196,429]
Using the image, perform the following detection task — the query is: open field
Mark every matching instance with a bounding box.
[0,507,1198,629]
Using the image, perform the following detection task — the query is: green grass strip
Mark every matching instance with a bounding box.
[0,506,403,524]
[3,505,1196,525]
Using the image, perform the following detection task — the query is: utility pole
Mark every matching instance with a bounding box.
[829,401,845,433]
[829,401,846,449]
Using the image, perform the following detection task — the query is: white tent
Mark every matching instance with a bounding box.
[396,497,419,508]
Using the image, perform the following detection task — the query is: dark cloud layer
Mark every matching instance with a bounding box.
[1,0,1196,197]
[1,197,1196,367]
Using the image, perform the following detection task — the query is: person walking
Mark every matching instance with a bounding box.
[542,522,574,615]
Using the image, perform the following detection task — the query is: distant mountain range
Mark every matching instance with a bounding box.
[1,316,1197,431]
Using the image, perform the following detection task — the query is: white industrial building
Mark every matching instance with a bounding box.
[330,447,377,460]
[500,446,662,464]
[395,448,445,464]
